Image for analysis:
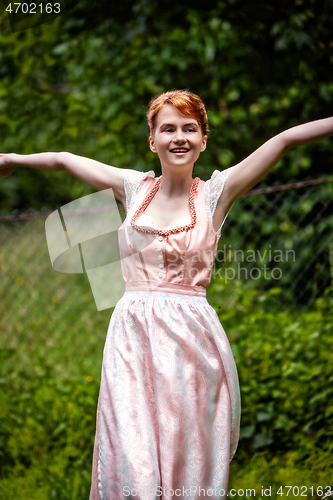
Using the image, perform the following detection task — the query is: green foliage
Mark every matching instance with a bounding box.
[0,349,97,499]
[208,276,333,463]
[0,1,333,211]
[229,448,333,499]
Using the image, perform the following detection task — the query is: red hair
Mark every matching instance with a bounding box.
[147,89,209,137]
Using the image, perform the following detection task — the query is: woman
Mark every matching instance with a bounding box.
[1,90,332,500]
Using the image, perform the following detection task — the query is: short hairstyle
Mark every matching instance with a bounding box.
[147,89,209,137]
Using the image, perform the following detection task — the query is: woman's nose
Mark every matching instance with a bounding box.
[174,129,186,143]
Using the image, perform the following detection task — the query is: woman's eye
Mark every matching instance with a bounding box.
[163,127,196,133]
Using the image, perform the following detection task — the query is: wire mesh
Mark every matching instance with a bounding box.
[214,178,333,310]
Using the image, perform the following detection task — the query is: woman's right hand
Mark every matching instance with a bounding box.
[0,153,15,177]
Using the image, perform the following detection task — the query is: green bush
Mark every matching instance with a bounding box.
[229,448,333,499]
[0,349,98,499]
[208,278,333,464]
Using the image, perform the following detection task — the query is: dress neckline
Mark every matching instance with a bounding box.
[131,176,200,236]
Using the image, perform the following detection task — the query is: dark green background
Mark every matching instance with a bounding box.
[0,0,332,212]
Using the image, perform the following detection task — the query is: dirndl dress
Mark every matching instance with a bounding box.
[89,167,241,500]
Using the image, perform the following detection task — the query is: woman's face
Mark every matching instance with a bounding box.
[149,104,207,172]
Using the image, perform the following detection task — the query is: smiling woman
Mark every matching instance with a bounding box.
[0,89,332,500]
[142,91,209,230]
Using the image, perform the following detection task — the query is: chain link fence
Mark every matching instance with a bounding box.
[1,176,332,379]
[213,177,333,309]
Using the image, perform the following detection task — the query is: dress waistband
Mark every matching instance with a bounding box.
[125,281,207,297]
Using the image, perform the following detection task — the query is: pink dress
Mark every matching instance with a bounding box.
[89,168,241,500]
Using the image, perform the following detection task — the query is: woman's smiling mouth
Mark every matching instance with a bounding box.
[170,148,190,155]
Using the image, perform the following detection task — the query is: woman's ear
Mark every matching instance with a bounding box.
[201,135,208,152]
[149,135,157,153]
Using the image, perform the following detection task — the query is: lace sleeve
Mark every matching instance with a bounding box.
[204,166,236,236]
[121,169,155,213]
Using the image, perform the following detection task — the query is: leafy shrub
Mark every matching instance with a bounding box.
[0,348,98,499]
[208,278,333,464]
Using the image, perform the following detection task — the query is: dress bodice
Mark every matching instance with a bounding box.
[118,167,235,296]
[139,211,190,229]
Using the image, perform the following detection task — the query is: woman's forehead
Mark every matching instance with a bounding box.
[155,104,199,127]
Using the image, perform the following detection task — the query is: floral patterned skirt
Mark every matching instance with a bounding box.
[89,291,240,500]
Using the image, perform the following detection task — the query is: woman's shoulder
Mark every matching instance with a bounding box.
[122,168,155,184]
[204,166,237,232]
[204,165,236,186]
[122,168,155,212]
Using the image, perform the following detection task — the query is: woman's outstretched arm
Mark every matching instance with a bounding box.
[214,116,333,225]
[0,152,126,205]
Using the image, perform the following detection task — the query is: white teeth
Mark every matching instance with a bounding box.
[171,149,188,153]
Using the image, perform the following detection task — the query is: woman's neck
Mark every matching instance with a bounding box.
[159,168,194,197]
